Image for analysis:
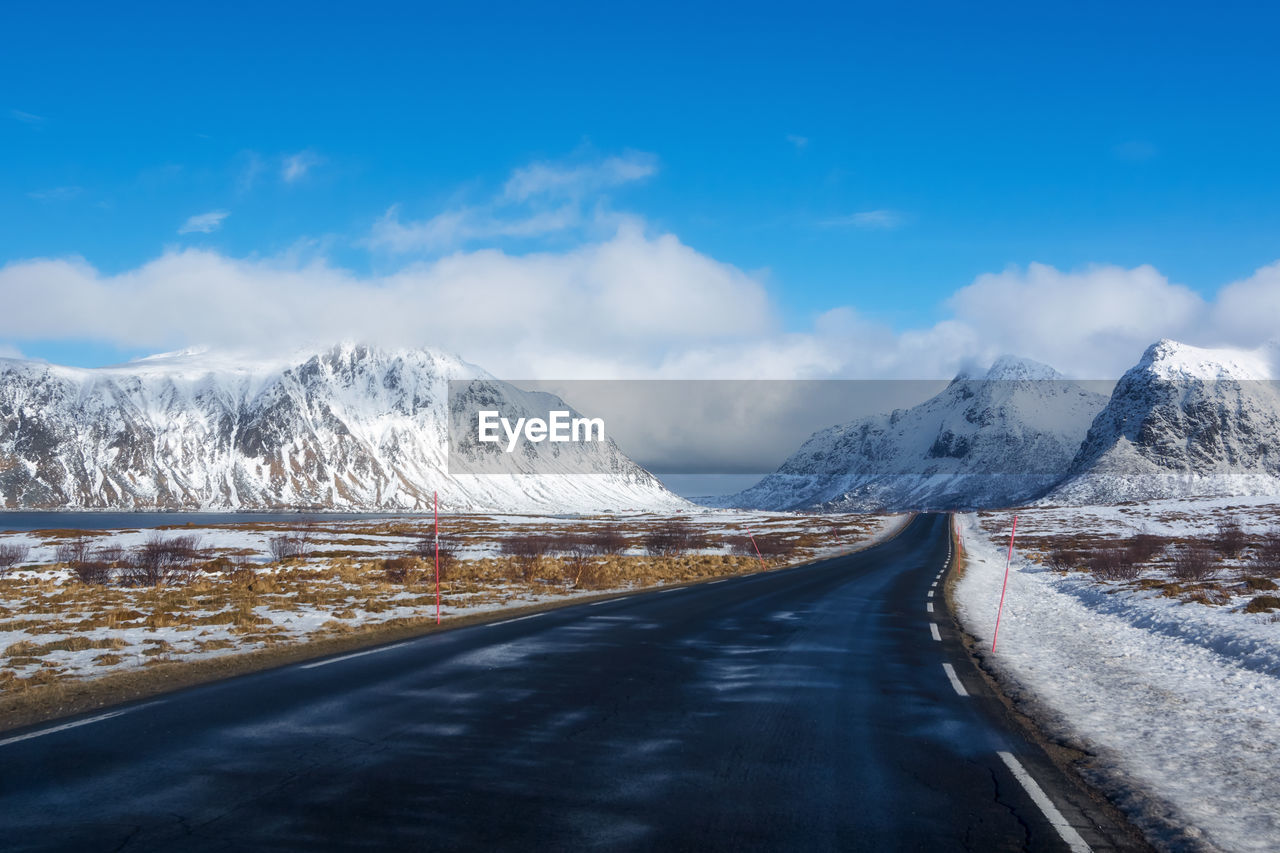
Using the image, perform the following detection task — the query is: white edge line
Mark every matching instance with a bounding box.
[486,613,544,628]
[942,663,968,696]
[0,701,159,748]
[997,751,1093,852]
[930,623,941,642]
[300,641,412,669]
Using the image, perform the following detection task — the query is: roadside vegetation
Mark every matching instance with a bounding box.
[978,501,1280,616]
[0,512,890,699]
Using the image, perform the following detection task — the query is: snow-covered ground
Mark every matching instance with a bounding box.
[954,504,1280,852]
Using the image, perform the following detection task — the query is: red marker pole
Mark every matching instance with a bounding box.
[434,491,441,625]
[991,515,1018,652]
[746,528,768,572]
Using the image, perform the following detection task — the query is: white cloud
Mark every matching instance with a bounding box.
[0,221,773,378]
[282,150,323,183]
[368,152,656,255]
[10,110,44,125]
[502,151,657,201]
[821,209,905,229]
[1211,261,1280,347]
[1,239,1274,381]
[785,134,809,149]
[178,210,230,234]
[368,204,581,254]
[945,262,1207,376]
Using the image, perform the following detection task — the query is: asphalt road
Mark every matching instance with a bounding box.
[0,514,1147,851]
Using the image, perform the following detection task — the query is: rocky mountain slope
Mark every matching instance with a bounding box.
[0,344,685,513]
[1046,340,1280,503]
[720,357,1109,511]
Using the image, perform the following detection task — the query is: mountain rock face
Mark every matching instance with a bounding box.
[1046,340,1280,503]
[0,345,684,513]
[722,357,1109,511]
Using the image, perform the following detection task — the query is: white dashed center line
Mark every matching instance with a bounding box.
[927,603,934,613]
[942,663,968,697]
[930,623,941,642]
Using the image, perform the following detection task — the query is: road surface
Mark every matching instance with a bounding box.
[0,514,1146,851]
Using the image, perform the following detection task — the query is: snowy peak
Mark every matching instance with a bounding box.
[1135,338,1275,382]
[982,355,1064,382]
[721,356,1108,511]
[1048,339,1280,503]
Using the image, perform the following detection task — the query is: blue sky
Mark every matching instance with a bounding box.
[3,1,1280,374]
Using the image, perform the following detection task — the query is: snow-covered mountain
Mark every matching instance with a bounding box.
[720,357,1108,511]
[0,344,686,513]
[1046,340,1280,503]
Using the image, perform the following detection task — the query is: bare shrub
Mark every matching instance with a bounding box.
[751,534,798,560]
[54,536,93,566]
[1043,548,1081,572]
[1086,548,1139,581]
[382,556,419,585]
[0,543,30,577]
[71,561,112,585]
[502,534,552,581]
[643,518,707,557]
[414,534,461,582]
[557,536,602,587]
[1250,530,1280,577]
[1171,543,1217,582]
[121,533,203,586]
[1124,533,1164,565]
[724,535,757,557]
[588,524,628,556]
[268,530,312,563]
[1213,519,1247,559]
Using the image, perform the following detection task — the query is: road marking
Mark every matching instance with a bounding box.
[301,642,413,669]
[930,582,937,588]
[705,579,727,584]
[654,587,680,594]
[927,590,934,598]
[997,751,1093,852]
[927,603,934,613]
[930,623,941,642]
[942,663,968,696]
[589,596,630,606]
[0,702,159,747]
[486,613,544,627]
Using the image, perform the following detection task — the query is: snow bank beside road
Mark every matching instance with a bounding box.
[953,513,1280,853]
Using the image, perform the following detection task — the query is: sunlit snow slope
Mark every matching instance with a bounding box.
[0,344,685,513]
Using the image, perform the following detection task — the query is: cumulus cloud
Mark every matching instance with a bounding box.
[0,221,773,378]
[369,152,657,255]
[1,236,1275,381]
[821,209,905,229]
[945,262,1207,376]
[177,210,230,234]
[282,150,323,183]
